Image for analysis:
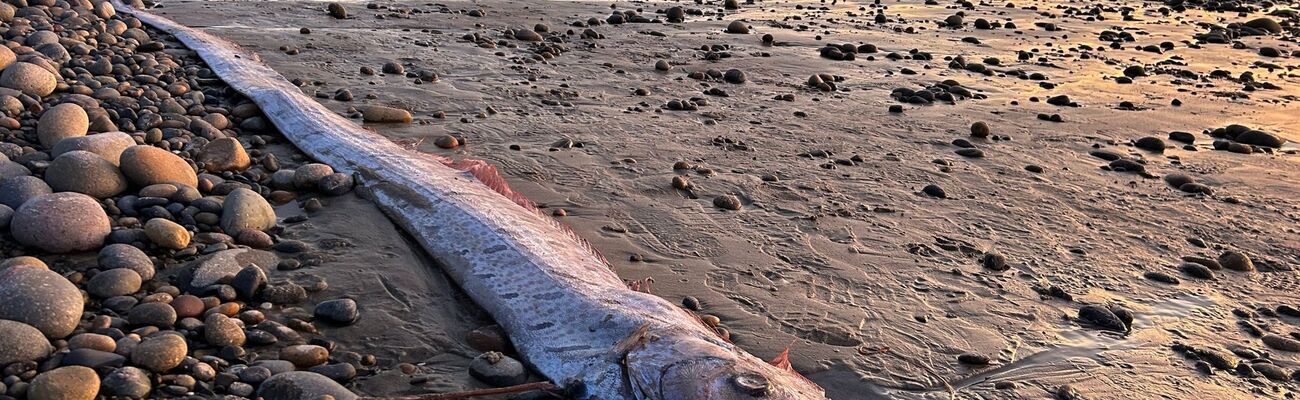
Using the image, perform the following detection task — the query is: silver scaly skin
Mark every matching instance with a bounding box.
[109,1,827,399]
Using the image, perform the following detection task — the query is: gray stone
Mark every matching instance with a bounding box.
[126,302,176,328]
[0,158,28,181]
[0,175,51,209]
[0,319,53,365]
[0,266,83,338]
[314,299,358,325]
[51,132,136,166]
[221,188,275,233]
[204,313,245,347]
[37,103,90,148]
[468,351,528,387]
[28,366,99,400]
[98,244,155,281]
[180,248,277,292]
[130,333,187,372]
[257,371,358,400]
[0,62,57,98]
[10,192,111,253]
[45,150,128,199]
[293,163,334,189]
[60,348,126,369]
[87,268,142,298]
[101,366,151,399]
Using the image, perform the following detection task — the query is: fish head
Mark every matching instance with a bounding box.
[625,332,826,400]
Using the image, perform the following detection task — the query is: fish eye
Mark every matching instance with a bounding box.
[731,372,772,397]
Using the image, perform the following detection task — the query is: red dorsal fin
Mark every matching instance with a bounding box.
[770,348,793,371]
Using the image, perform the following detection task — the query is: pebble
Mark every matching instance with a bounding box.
[130,333,187,372]
[1179,262,1214,279]
[280,344,330,368]
[923,184,947,198]
[221,188,277,233]
[726,21,750,34]
[119,145,199,188]
[318,173,354,195]
[1218,251,1254,272]
[170,295,205,318]
[45,150,128,199]
[127,302,177,328]
[50,132,135,165]
[314,298,359,325]
[1078,305,1127,332]
[257,371,358,400]
[261,283,308,304]
[981,252,1008,271]
[468,351,528,387]
[87,268,142,298]
[36,103,90,148]
[1134,137,1165,152]
[465,325,511,353]
[713,195,742,210]
[0,62,57,97]
[1262,334,1300,352]
[28,366,98,400]
[231,265,267,300]
[205,313,246,347]
[309,362,357,382]
[362,105,413,123]
[0,258,84,338]
[970,122,990,138]
[957,353,991,365]
[0,176,51,209]
[0,319,52,365]
[101,366,151,398]
[1143,271,1180,284]
[99,244,156,281]
[294,163,335,189]
[67,333,115,352]
[327,2,347,19]
[197,137,251,172]
[145,218,191,250]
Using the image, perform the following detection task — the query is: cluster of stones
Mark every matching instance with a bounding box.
[0,1,367,399]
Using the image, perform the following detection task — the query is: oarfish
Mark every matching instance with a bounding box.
[110,1,827,399]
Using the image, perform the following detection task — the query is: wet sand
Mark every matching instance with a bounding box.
[148,0,1300,398]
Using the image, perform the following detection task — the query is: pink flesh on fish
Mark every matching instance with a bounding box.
[109,1,828,398]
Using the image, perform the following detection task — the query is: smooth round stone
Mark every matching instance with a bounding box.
[28,366,99,400]
[130,333,187,372]
[293,164,334,189]
[0,204,10,229]
[220,188,275,233]
[204,313,245,347]
[279,344,329,368]
[45,150,128,199]
[0,158,29,181]
[0,46,13,70]
[87,268,142,298]
[0,319,53,365]
[0,263,83,338]
[0,62,57,98]
[258,371,358,400]
[144,218,190,250]
[468,351,528,387]
[1219,251,1255,272]
[67,333,116,352]
[169,295,205,318]
[196,137,250,172]
[317,173,353,195]
[0,256,47,270]
[127,302,177,328]
[119,145,198,188]
[51,132,135,166]
[0,175,52,209]
[308,363,357,382]
[11,192,111,253]
[360,105,411,123]
[37,103,90,148]
[101,366,151,399]
[25,30,59,46]
[99,244,155,281]
[313,298,358,325]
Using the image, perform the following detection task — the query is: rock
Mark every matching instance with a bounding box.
[327,2,347,19]
[181,248,278,291]
[1168,131,1196,144]
[957,353,991,365]
[0,62,57,97]
[130,333,187,372]
[1252,362,1291,382]
[280,345,329,368]
[221,188,276,233]
[231,265,266,300]
[0,204,10,229]
[465,325,511,353]
[119,145,198,188]
[723,69,746,84]
[261,283,307,304]
[37,104,90,148]
[1218,251,1254,272]
[236,229,274,248]
[981,252,1008,271]
[0,258,83,338]
[87,268,142,298]
[0,256,46,270]
[10,192,109,253]
[923,184,946,198]
[362,106,412,123]
[1078,305,1127,332]
[204,313,246,347]
[144,218,191,250]
[0,175,52,209]
[60,348,126,369]
[318,173,354,195]
[1143,271,1180,284]
[725,21,749,34]
[28,366,99,400]
[0,158,29,181]
[99,244,155,281]
[293,164,334,189]
[970,122,990,138]
[514,28,542,42]
[257,371,358,400]
[1179,262,1214,279]
[197,137,251,172]
[45,150,127,198]
[309,363,357,382]
[712,195,741,210]
[1134,137,1165,152]
[101,366,151,398]
[314,299,358,325]
[0,319,53,365]
[469,352,528,387]
[1236,130,1285,148]
[0,46,12,70]
[68,333,116,352]
[1262,334,1300,352]
[127,302,176,328]
[51,132,135,166]
[1244,18,1283,33]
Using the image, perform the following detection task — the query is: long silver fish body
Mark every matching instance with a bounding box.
[111,2,827,399]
